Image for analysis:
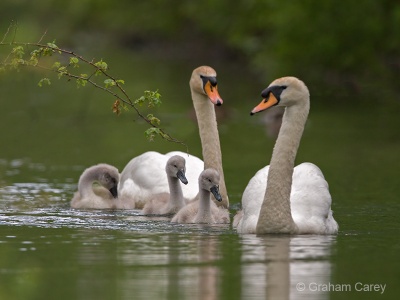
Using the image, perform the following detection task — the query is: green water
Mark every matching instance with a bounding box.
[1,48,400,300]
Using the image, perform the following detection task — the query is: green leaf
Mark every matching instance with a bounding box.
[47,41,61,54]
[38,78,51,87]
[94,59,108,75]
[57,66,67,79]
[28,56,38,66]
[144,90,162,108]
[47,42,57,49]
[52,62,61,70]
[104,78,115,88]
[134,95,145,106]
[11,46,25,58]
[147,114,161,126]
[133,90,162,108]
[30,49,42,58]
[122,103,129,111]
[69,57,79,68]
[10,58,25,70]
[76,74,88,88]
[144,127,162,142]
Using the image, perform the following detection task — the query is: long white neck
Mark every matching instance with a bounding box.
[78,170,99,200]
[192,92,229,208]
[166,176,185,212]
[256,100,309,234]
[195,189,212,223]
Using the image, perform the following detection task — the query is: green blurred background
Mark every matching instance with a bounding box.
[1,0,399,202]
[1,3,400,300]
[2,0,399,98]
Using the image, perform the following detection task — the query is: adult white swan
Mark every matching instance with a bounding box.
[118,151,202,209]
[234,77,338,234]
[118,66,229,209]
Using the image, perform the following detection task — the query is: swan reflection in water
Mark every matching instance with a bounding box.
[240,235,336,300]
[74,228,335,300]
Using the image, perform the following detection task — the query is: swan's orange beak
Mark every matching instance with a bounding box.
[204,81,223,106]
[250,93,279,115]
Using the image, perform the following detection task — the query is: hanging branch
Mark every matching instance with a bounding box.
[0,23,188,150]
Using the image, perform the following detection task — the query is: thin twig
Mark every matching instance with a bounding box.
[0,37,188,150]
[37,29,48,44]
[11,22,18,44]
[0,22,12,44]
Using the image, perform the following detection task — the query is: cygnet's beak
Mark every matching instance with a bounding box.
[109,185,118,198]
[177,170,188,185]
[210,185,222,202]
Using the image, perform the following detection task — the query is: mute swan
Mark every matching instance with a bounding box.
[189,66,229,208]
[118,151,201,209]
[71,163,120,209]
[171,169,229,224]
[234,77,338,234]
[141,155,188,215]
[118,66,229,208]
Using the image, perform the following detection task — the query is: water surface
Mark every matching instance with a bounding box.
[1,49,399,300]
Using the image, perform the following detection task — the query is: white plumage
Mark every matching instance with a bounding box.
[234,76,338,234]
[117,66,229,209]
[234,163,338,234]
[118,151,203,209]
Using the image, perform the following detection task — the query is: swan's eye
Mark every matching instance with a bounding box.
[200,75,217,88]
[174,165,177,168]
[208,77,217,87]
[261,85,287,100]
[104,174,110,182]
